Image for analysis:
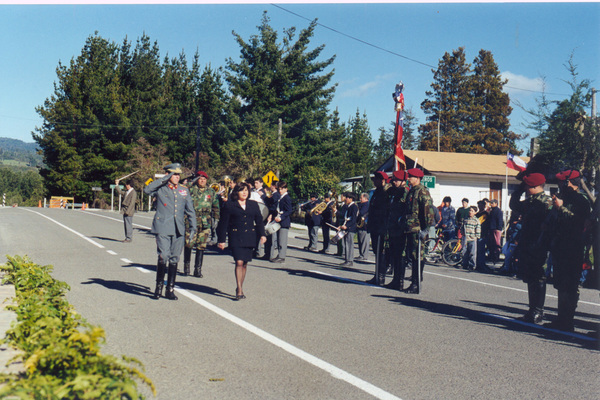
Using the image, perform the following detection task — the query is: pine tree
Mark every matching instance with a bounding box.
[468,50,520,154]
[419,48,471,152]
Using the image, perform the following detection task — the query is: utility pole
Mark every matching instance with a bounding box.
[195,114,202,172]
[277,118,282,178]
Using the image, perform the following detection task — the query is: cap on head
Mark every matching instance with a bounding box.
[164,163,183,174]
[372,171,390,183]
[406,168,424,178]
[555,169,580,181]
[196,170,209,179]
[522,172,545,187]
[392,170,407,181]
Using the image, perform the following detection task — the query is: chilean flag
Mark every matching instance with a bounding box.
[507,152,527,172]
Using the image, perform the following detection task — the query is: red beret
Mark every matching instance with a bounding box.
[555,169,580,181]
[196,170,208,179]
[406,168,424,178]
[372,171,390,183]
[523,173,545,187]
[392,170,407,181]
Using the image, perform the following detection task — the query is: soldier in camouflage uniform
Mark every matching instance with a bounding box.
[183,171,220,277]
[403,168,436,294]
[509,172,552,325]
[546,170,591,331]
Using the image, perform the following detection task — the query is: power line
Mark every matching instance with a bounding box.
[271,4,570,97]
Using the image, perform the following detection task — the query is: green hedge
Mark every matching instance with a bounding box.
[0,256,155,399]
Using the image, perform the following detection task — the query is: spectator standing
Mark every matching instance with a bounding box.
[115,178,137,243]
[455,198,470,232]
[271,181,292,263]
[476,199,490,271]
[488,199,504,262]
[461,206,481,270]
[438,196,456,241]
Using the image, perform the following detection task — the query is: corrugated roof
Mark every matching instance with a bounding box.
[403,150,530,177]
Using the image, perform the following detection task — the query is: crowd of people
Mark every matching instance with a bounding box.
[122,162,597,333]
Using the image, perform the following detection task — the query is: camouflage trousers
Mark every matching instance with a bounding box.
[185,227,212,250]
[405,232,426,283]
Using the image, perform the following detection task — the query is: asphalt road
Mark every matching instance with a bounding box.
[0,207,598,400]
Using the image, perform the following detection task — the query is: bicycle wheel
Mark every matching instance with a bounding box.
[424,238,439,263]
[442,238,463,266]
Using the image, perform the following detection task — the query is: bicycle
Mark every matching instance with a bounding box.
[423,228,444,264]
[441,236,463,266]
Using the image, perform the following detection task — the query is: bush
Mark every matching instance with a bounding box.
[0,256,155,399]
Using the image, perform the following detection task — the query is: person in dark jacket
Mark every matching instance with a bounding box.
[355,193,370,261]
[487,199,504,262]
[301,193,322,252]
[366,171,390,285]
[217,182,266,300]
[271,181,293,263]
[338,192,359,267]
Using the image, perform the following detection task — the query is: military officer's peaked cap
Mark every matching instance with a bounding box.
[164,163,183,174]
[372,171,390,183]
[522,172,545,187]
[392,170,408,181]
[406,168,424,178]
[555,169,580,181]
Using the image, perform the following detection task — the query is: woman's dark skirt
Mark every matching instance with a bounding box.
[231,246,254,263]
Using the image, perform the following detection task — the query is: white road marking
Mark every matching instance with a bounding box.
[121,258,133,264]
[21,209,105,249]
[107,250,117,255]
[481,312,596,342]
[81,210,151,229]
[175,287,403,400]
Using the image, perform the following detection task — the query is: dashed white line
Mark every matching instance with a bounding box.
[175,287,403,400]
[21,209,105,249]
[107,250,117,255]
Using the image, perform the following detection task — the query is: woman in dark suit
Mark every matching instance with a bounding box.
[217,183,267,300]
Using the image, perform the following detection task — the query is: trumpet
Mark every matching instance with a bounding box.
[310,200,333,216]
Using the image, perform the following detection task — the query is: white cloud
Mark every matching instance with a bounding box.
[501,71,546,95]
[339,73,395,99]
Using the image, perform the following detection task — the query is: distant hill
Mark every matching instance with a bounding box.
[0,137,43,169]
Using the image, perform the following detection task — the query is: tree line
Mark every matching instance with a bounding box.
[32,12,596,204]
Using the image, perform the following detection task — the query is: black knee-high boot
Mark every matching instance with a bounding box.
[183,247,192,276]
[193,250,204,278]
[152,261,166,299]
[165,262,178,300]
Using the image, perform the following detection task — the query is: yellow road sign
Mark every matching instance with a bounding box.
[262,171,279,187]
[145,178,154,186]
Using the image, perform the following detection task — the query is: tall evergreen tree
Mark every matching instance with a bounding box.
[419,47,472,152]
[537,56,599,178]
[224,12,336,194]
[468,50,520,154]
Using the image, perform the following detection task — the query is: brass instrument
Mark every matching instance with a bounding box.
[310,199,334,216]
[356,216,366,229]
[210,183,221,192]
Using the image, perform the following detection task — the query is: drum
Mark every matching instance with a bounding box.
[265,221,281,236]
[330,230,347,245]
[258,202,269,221]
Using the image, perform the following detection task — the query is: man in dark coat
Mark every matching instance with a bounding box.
[487,199,504,262]
[338,192,359,267]
[271,181,293,263]
[509,172,552,324]
[318,193,334,254]
[366,171,389,285]
[546,169,591,331]
[302,193,322,252]
[384,170,409,290]
[144,163,197,300]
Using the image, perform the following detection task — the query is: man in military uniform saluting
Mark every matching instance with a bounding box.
[403,168,436,294]
[509,172,552,324]
[546,170,591,331]
[144,163,197,300]
[183,170,220,278]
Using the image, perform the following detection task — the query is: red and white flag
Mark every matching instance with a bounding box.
[507,152,527,172]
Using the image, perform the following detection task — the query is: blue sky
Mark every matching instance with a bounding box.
[0,2,598,153]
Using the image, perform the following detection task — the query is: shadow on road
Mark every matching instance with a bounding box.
[81,278,153,298]
[373,293,599,350]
